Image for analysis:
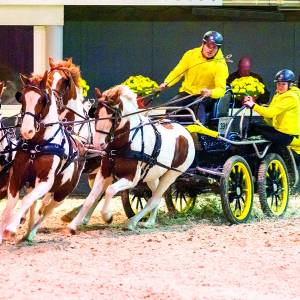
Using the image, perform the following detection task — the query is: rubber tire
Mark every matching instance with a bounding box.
[220,155,254,224]
[165,184,196,214]
[257,153,289,217]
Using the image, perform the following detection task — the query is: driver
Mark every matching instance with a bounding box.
[244,69,300,146]
[159,31,229,124]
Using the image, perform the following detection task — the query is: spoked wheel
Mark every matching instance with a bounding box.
[165,184,196,214]
[121,183,151,219]
[220,156,254,224]
[257,153,289,217]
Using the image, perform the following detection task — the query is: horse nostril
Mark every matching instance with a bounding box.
[100,143,105,149]
[28,130,34,135]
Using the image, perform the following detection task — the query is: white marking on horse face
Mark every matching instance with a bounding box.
[20,91,40,140]
[51,72,63,91]
[93,106,112,150]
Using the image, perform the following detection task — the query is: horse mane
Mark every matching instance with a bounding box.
[29,73,44,85]
[49,58,81,87]
[103,85,138,109]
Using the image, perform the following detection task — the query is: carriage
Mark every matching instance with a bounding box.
[0,59,299,243]
[120,88,299,224]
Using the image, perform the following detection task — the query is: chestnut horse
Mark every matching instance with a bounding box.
[0,72,85,243]
[68,85,195,232]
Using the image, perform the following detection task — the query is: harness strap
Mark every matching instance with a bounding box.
[139,122,162,182]
[60,130,79,172]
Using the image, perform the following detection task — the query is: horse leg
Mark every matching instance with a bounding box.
[82,193,104,225]
[4,180,53,237]
[128,171,179,230]
[101,178,136,223]
[67,171,111,233]
[21,199,61,243]
[21,193,52,241]
[0,171,21,243]
[61,174,101,224]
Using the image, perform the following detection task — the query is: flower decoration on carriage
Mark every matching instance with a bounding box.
[122,75,159,108]
[79,77,90,97]
[231,76,265,101]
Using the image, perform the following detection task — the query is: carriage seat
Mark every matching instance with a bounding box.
[210,87,233,119]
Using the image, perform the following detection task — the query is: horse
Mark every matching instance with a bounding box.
[0,81,16,200]
[0,71,85,243]
[68,85,195,232]
[48,58,100,222]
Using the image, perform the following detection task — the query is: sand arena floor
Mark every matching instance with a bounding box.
[0,196,300,300]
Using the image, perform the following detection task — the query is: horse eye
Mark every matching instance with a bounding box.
[88,106,97,118]
[15,91,23,103]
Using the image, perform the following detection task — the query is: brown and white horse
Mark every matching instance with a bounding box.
[0,72,85,243]
[0,82,14,200]
[68,85,195,232]
[48,58,100,222]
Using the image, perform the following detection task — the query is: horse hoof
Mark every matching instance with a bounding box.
[3,229,16,241]
[142,222,155,229]
[126,222,137,231]
[63,227,76,236]
[102,213,113,224]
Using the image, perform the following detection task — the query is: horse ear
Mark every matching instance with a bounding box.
[66,57,73,67]
[19,73,30,86]
[49,57,55,69]
[0,81,5,96]
[40,70,48,90]
[95,87,102,99]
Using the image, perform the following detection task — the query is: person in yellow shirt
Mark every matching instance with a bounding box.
[159,31,229,124]
[244,69,300,146]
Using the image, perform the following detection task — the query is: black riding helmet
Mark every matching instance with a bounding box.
[203,31,223,48]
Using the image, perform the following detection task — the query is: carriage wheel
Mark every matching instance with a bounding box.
[121,184,151,219]
[220,156,253,224]
[165,185,196,214]
[257,153,289,217]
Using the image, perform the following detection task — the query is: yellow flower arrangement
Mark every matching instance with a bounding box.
[231,76,265,100]
[79,77,90,97]
[122,75,158,97]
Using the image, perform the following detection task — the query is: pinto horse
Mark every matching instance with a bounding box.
[0,82,15,200]
[48,58,100,222]
[0,72,85,243]
[68,85,195,232]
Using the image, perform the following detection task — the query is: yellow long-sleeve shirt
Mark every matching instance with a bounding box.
[253,89,300,135]
[164,46,229,99]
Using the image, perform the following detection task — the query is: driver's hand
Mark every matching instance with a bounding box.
[243,95,255,109]
[159,82,168,91]
[200,88,212,97]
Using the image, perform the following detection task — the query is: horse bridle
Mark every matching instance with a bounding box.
[49,68,75,108]
[95,100,122,144]
[20,85,51,131]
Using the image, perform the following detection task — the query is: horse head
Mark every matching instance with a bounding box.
[91,85,137,150]
[18,71,52,140]
[48,57,81,108]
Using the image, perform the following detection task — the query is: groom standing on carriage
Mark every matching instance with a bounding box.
[159,31,229,124]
